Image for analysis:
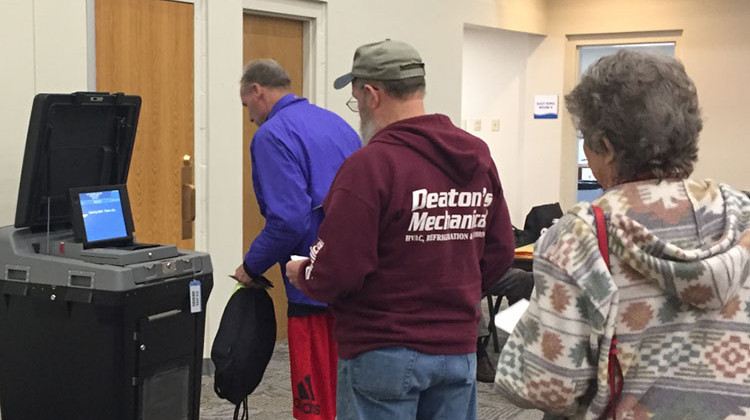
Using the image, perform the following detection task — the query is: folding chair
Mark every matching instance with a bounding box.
[484,268,534,352]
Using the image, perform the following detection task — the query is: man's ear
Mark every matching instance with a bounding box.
[363,84,380,109]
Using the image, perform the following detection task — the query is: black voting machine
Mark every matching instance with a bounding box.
[0,92,213,420]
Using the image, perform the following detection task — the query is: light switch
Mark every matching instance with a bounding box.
[491,119,500,131]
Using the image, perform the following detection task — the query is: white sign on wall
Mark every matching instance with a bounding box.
[534,95,558,119]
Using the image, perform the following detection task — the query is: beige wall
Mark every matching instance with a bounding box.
[325,0,549,131]
[464,0,750,216]
[543,0,750,205]
[463,0,547,35]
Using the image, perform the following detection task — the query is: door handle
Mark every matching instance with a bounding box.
[181,155,195,239]
[182,184,195,222]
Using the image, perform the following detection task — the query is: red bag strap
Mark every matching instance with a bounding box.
[592,205,622,420]
[593,205,609,268]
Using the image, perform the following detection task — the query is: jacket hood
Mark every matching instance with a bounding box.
[369,114,495,187]
[574,179,750,310]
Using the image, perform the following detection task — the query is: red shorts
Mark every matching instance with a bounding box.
[288,311,337,420]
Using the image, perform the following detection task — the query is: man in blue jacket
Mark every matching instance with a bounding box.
[234,59,361,420]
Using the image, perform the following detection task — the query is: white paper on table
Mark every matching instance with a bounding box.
[494,298,530,334]
[290,255,308,261]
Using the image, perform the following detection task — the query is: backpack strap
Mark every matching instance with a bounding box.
[592,205,623,420]
[233,397,248,420]
[593,205,609,268]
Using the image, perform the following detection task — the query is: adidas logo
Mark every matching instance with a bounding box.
[294,374,322,415]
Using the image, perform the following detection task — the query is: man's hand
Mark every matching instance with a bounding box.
[232,264,265,289]
[286,259,306,288]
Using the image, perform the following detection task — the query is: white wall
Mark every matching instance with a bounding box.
[520,36,565,210]
[462,26,547,226]
[0,0,89,225]
[199,0,244,357]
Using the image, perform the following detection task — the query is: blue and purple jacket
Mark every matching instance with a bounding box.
[243,94,360,314]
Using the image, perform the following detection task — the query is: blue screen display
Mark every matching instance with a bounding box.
[79,190,128,243]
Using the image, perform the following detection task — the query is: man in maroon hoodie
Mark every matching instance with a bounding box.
[286,39,515,420]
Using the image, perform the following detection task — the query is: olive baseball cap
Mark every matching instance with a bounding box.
[333,39,425,89]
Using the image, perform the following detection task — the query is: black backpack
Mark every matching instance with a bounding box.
[211,286,276,419]
[521,202,563,244]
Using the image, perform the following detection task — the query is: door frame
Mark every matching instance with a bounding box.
[192,0,326,253]
[559,29,683,210]
[241,0,327,106]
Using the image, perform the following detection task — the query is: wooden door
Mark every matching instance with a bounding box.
[242,14,304,339]
[95,0,195,250]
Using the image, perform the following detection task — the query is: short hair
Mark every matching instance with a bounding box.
[240,59,291,93]
[353,76,426,100]
[565,49,703,181]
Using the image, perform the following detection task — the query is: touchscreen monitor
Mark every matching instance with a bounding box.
[69,184,135,248]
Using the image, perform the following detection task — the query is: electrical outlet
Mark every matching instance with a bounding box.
[473,119,482,131]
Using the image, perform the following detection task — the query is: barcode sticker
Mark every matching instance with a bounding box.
[189,280,202,313]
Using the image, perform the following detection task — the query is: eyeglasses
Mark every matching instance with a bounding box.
[346,96,358,113]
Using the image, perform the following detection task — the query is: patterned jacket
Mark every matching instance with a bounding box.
[495,179,750,419]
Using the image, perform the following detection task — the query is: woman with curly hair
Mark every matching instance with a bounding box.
[495,49,750,419]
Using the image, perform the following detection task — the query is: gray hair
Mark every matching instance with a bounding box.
[240,59,291,93]
[565,49,702,181]
[353,76,426,100]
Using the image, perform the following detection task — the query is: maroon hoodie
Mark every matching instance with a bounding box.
[296,114,514,359]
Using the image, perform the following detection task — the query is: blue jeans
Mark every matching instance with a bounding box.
[337,347,477,420]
